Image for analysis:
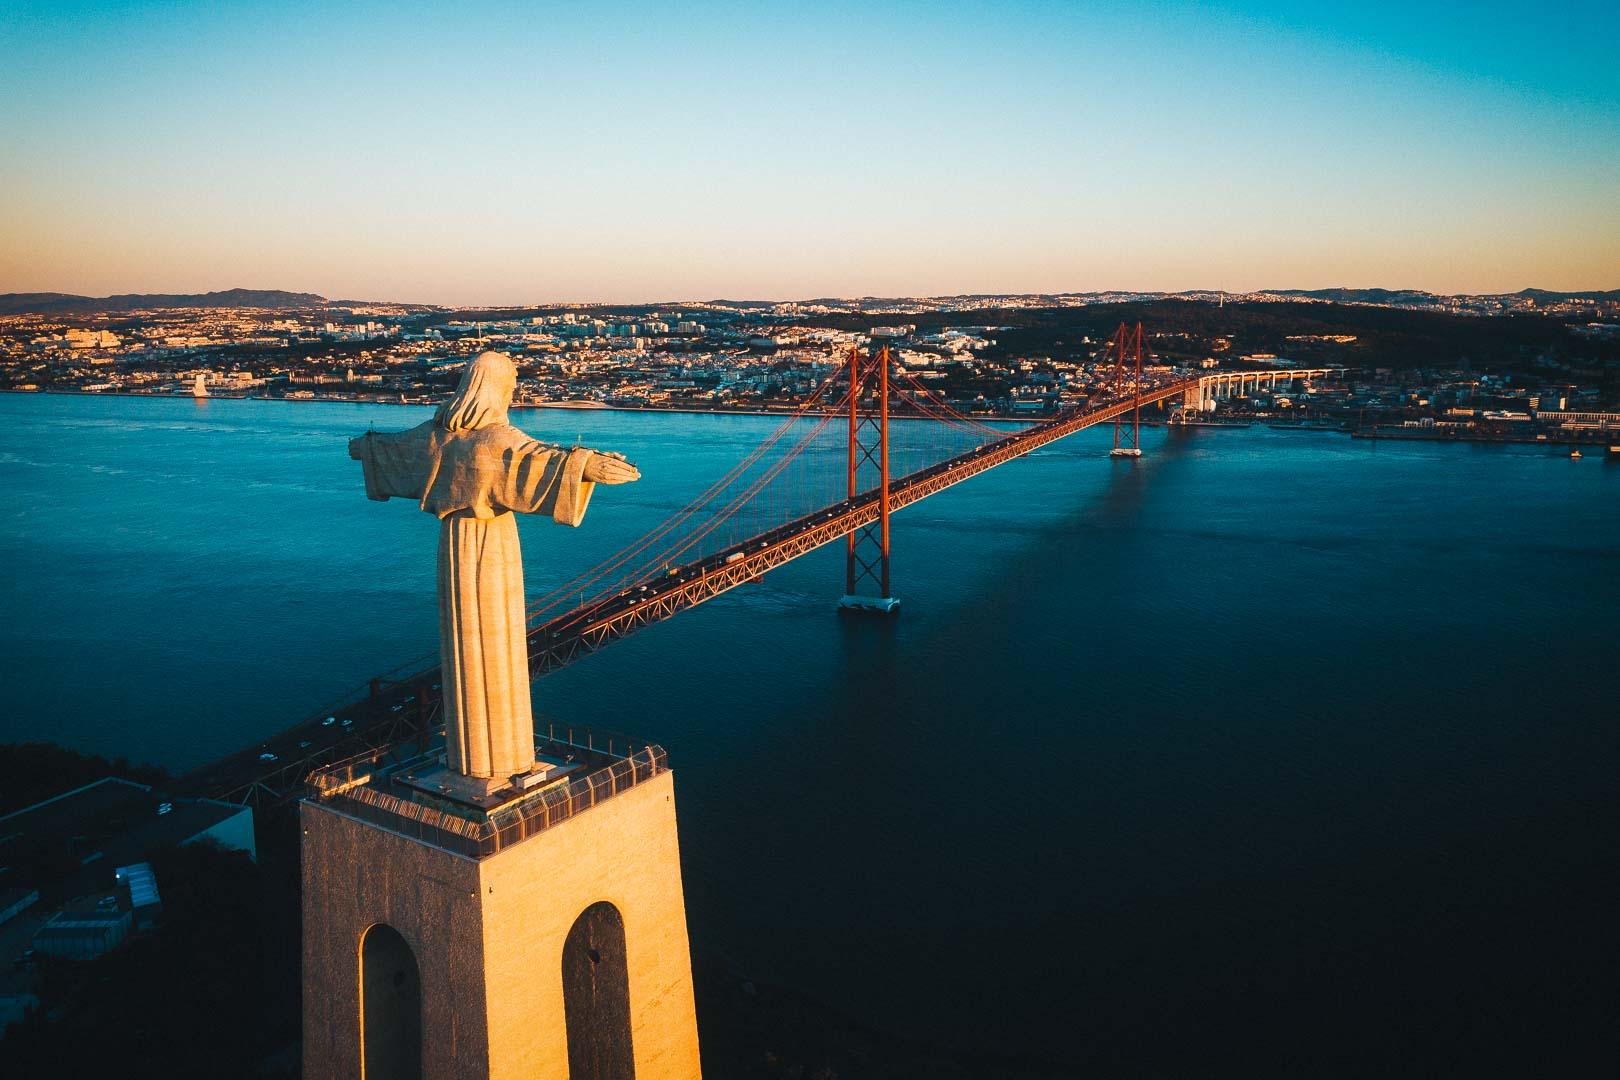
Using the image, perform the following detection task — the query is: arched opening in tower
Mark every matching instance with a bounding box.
[563,900,635,1078]
[360,922,422,1080]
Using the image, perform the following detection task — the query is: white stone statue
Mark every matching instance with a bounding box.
[348,351,639,787]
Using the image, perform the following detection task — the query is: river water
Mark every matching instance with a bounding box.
[2,393,1614,1071]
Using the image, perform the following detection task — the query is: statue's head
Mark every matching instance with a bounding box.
[437,351,517,432]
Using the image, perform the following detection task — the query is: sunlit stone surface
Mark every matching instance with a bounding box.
[348,351,639,783]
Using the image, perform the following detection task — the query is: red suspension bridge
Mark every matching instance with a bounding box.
[185,327,1340,807]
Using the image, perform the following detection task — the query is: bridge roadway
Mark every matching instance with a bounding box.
[184,373,1238,806]
[526,377,1204,670]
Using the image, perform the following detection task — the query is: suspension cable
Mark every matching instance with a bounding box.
[526,358,851,617]
[540,363,868,631]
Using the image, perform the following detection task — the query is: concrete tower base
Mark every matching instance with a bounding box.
[301,748,701,1080]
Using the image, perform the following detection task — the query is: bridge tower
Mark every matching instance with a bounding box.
[1110,323,1145,458]
[839,345,899,614]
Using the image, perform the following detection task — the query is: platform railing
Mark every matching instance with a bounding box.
[306,741,668,858]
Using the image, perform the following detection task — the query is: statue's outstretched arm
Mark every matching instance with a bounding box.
[581,450,641,485]
[349,423,436,502]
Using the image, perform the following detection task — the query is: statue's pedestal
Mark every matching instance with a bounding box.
[396,758,579,812]
[302,744,701,1079]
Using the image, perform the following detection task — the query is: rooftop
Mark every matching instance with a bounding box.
[304,723,667,859]
[0,778,251,902]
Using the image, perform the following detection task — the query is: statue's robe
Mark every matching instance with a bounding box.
[349,421,596,781]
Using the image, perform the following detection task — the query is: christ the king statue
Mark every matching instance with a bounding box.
[348,351,640,788]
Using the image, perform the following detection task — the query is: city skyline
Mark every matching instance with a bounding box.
[4,1,1618,304]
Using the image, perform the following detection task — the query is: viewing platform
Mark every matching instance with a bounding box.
[304,723,667,859]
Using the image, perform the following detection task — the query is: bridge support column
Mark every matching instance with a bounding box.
[1110,323,1144,458]
[840,345,899,615]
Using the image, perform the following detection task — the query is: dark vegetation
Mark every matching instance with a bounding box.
[1269,286,1620,304]
[1,826,303,1079]
[0,742,169,817]
[1,744,297,1076]
[797,300,1620,375]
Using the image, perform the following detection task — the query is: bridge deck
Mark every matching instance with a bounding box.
[527,378,1201,672]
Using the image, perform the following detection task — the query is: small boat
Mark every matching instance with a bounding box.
[1569,449,1582,459]
[1109,447,1143,458]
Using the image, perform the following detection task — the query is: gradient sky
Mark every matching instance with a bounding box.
[3,1,1617,304]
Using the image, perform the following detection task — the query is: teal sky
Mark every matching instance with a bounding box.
[3,1,1617,304]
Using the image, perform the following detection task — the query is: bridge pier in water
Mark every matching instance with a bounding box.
[839,344,900,615]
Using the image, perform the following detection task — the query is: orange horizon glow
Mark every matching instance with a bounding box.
[4,2,1616,306]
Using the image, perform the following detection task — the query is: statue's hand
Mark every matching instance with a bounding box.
[348,434,366,460]
[583,451,640,485]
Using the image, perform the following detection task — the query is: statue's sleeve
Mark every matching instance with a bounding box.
[500,439,597,526]
[348,422,435,502]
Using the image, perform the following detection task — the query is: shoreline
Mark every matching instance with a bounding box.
[1351,428,1615,447]
[0,387,1035,424]
[8,390,1612,448]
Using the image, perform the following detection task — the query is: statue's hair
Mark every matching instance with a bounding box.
[437,351,515,432]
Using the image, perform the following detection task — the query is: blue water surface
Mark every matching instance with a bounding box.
[2,393,1615,1070]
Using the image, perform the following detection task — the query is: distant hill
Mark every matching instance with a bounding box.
[2,286,1614,319]
[704,298,778,309]
[0,288,327,316]
[1263,287,1442,306]
[1514,287,1620,303]
[1266,286,1620,306]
